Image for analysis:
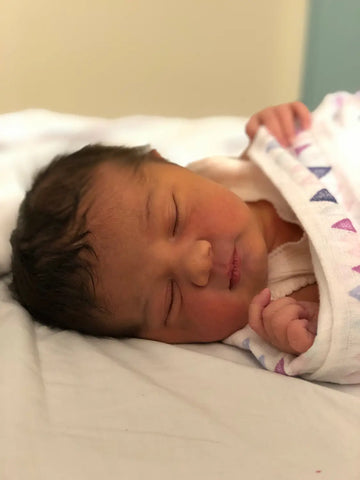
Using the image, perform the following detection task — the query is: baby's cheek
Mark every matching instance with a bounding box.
[187,293,248,340]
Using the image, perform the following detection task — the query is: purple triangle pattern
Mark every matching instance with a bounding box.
[241,338,250,350]
[352,265,360,273]
[308,167,331,178]
[274,358,288,375]
[310,189,337,203]
[349,286,360,302]
[331,218,357,232]
[294,144,311,155]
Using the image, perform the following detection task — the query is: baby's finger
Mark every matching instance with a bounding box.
[249,288,272,310]
[275,104,296,146]
[248,288,271,340]
[291,101,312,131]
[262,302,305,349]
[260,110,287,147]
[245,115,261,141]
[287,319,315,354]
[261,296,297,318]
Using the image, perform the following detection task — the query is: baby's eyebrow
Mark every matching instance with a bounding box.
[144,188,155,231]
[139,187,156,327]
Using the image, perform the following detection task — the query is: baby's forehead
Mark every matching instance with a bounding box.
[86,156,182,244]
[88,160,141,206]
[84,163,150,332]
[87,170,137,238]
[92,160,143,187]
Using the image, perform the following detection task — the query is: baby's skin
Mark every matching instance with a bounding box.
[249,288,319,355]
[87,101,318,356]
[244,102,318,355]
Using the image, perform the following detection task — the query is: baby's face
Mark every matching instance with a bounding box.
[87,159,268,342]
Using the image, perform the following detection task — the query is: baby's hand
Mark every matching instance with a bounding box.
[245,102,311,147]
[248,288,318,355]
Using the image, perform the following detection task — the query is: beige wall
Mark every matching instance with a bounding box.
[1,0,308,117]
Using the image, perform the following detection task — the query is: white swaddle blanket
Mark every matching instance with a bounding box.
[225,92,360,384]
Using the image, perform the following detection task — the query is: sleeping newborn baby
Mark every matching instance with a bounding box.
[11,95,360,383]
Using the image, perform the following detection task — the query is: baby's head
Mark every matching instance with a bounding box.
[11,145,268,342]
[10,145,159,337]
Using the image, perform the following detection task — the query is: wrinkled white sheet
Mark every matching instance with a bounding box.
[1,106,360,480]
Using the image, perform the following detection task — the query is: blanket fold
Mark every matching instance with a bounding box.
[225,92,360,384]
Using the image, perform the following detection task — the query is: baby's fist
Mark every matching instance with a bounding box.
[248,288,318,355]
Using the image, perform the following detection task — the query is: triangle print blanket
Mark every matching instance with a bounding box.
[225,92,360,384]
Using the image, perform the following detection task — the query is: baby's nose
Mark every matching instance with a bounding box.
[183,240,213,287]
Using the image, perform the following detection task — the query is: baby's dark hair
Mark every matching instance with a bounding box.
[10,144,160,336]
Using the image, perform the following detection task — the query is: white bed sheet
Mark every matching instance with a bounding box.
[1,109,359,480]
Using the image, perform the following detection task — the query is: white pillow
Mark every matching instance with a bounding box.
[0,109,248,274]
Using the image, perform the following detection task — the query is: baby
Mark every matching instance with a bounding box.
[10,102,319,357]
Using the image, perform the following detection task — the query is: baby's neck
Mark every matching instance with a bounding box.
[247,200,303,253]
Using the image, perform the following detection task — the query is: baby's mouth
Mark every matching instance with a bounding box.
[229,247,241,290]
